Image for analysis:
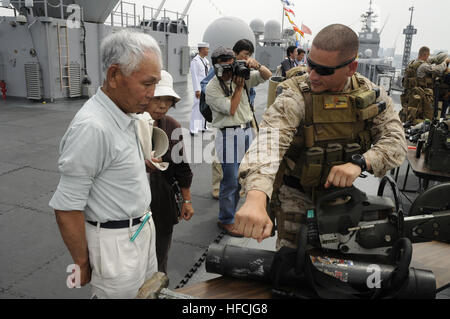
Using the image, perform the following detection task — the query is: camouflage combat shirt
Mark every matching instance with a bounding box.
[239,73,408,199]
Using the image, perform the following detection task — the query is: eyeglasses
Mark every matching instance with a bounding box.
[307,56,356,76]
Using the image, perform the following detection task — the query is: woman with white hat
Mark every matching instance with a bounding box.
[145,70,194,274]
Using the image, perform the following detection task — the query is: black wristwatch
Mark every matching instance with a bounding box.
[350,154,367,172]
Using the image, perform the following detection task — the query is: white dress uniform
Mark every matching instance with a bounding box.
[190,44,210,134]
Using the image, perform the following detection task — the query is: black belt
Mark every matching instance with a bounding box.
[87,217,142,229]
[220,122,252,130]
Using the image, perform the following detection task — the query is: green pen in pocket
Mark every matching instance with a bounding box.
[130,212,151,242]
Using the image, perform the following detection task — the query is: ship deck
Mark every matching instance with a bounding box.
[0,78,448,299]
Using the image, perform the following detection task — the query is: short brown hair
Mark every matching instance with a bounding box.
[312,24,359,60]
[418,46,430,57]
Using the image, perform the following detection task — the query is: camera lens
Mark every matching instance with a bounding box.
[233,61,250,80]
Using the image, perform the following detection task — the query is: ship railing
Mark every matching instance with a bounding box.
[110,11,140,28]
[142,8,189,34]
[108,1,189,35]
[110,0,138,28]
[4,0,85,22]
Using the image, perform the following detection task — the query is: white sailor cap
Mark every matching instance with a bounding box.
[198,42,209,48]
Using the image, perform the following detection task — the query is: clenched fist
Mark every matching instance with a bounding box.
[325,162,362,188]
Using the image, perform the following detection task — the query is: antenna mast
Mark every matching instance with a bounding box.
[401,6,417,74]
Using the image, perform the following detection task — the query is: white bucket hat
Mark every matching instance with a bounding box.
[135,112,170,171]
[154,70,181,103]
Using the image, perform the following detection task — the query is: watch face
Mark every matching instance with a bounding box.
[351,154,366,171]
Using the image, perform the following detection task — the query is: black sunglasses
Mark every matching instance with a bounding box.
[307,56,356,76]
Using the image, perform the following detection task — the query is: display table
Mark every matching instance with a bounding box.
[398,148,450,192]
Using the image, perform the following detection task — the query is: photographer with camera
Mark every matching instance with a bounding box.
[205,46,269,236]
[233,39,272,124]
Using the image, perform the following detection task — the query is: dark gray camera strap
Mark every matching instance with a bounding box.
[244,83,259,132]
[218,78,232,97]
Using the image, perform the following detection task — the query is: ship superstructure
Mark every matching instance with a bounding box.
[0,0,191,101]
[358,0,380,59]
[356,1,395,91]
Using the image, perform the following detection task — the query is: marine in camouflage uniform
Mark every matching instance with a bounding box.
[234,24,407,249]
[239,73,406,249]
[400,48,449,124]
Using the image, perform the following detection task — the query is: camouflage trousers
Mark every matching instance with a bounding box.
[273,185,313,250]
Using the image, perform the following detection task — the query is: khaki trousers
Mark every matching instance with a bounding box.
[85,217,157,299]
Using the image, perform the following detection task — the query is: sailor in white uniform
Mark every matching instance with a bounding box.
[190,42,210,135]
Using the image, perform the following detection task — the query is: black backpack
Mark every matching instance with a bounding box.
[199,70,215,123]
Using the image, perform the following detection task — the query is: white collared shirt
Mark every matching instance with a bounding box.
[49,88,151,222]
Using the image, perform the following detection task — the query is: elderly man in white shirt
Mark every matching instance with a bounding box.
[49,30,162,299]
[190,42,210,135]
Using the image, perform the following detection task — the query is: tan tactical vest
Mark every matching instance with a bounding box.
[400,60,434,124]
[269,73,380,244]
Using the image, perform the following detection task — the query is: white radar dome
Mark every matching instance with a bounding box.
[250,19,265,34]
[203,17,256,54]
[264,20,281,41]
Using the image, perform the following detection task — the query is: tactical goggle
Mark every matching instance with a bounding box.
[307,56,357,76]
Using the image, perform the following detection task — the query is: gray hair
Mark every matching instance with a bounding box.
[101,30,163,78]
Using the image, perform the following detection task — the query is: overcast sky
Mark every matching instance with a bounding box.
[132,0,449,54]
[1,0,448,54]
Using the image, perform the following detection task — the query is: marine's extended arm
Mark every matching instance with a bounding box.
[235,88,305,241]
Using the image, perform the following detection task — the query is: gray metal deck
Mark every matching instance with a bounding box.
[1,78,447,298]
